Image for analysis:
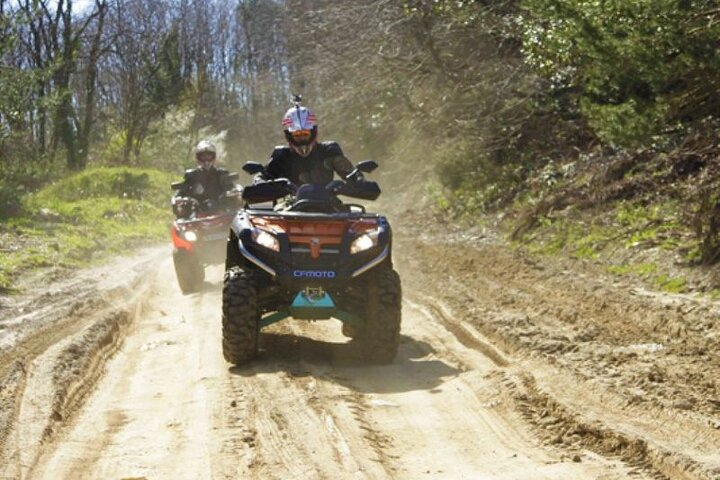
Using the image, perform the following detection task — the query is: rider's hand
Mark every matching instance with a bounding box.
[326,180,345,193]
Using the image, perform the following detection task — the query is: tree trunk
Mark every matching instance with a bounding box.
[76,0,107,170]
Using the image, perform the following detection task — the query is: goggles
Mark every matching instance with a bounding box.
[289,129,313,145]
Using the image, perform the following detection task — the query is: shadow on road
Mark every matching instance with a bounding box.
[228,333,462,394]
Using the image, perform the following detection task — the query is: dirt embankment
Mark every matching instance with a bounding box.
[394,214,720,479]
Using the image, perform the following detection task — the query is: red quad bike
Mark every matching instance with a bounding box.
[222,160,402,365]
[170,174,241,294]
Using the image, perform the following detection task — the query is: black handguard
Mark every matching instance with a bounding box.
[344,170,365,183]
[275,177,298,194]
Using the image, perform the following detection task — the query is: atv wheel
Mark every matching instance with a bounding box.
[222,268,259,365]
[173,249,204,294]
[358,267,402,364]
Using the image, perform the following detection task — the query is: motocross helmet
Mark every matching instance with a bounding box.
[195,140,217,170]
[282,105,318,158]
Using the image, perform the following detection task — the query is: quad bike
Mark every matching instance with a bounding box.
[170,174,240,294]
[222,160,401,365]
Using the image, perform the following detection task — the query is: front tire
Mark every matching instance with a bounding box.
[358,267,402,363]
[222,268,259,365]
[173,249,204,294]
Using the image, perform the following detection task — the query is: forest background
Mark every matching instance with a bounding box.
[1,0,720,292]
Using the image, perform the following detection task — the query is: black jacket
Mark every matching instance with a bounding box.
[175,167,235,204]
[260,142,354,185]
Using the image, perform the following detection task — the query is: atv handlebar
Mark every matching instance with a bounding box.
[240,160,381,206]
[242,177,381,205]
[344,160,378,182]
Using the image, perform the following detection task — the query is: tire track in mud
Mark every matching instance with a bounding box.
[415,295,718,479]
[229,300,642,480]
[0,295,109,469]
[396,237,720,480]
[29,264,227,480]
[510,372,705,480]
[277,322,396,474]
[0,250,163,478]
[216,375,257,479]
[0,361,25,468]
[412,293,678,478]
[9,288,154,478]
[3,242,670,479]
[222,320,390,480]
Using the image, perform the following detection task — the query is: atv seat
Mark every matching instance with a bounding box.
[289,184,343,213]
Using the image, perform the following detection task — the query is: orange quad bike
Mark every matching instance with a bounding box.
[222,160,401,365]
[170,173,241,294]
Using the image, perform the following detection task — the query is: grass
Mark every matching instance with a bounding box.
[654,274,687,294]
[523,218,614,260]
[607,262,659,277]
[516,197,698,295]
[0,167,176,292]
[519,199,693,258]
[606,262,687,293]
[615,201,684,250]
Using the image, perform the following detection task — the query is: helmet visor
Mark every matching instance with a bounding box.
[197,152,215,168]
[290,129,313,146]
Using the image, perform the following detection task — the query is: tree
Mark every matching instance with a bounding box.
[522,0,720,146]
[9,0,108,169]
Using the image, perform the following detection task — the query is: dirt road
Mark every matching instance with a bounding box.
[1,229,718,479]
[2,256,640,480]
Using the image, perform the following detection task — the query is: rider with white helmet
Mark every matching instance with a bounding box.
[195,140,217,170]
[173,140,235,217]
[259,97,354,185]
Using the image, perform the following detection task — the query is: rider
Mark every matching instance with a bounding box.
[173,140,235,218]
[225,100,360,269]
[257,99,357,186]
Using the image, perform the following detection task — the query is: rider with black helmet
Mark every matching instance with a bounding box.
[173,140,235,218]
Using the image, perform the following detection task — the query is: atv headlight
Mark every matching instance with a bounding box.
[350,231,379,254]
[183,231,198,242]
[252,229,280,252]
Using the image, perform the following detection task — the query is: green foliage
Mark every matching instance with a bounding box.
[607,262,658,277]
[580,99,669,148]
[0,160,55,218]
[654,274,687,293]
[687,165,720,264]
[522,215,615,259]
[148,24,185,109]
[521,0,720,146]
[521,199,691,259]
[606,263,687,293]
[98,108,196,172]
[0,167,175,291]
[435,138,529,215]
[615,201,683,249]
